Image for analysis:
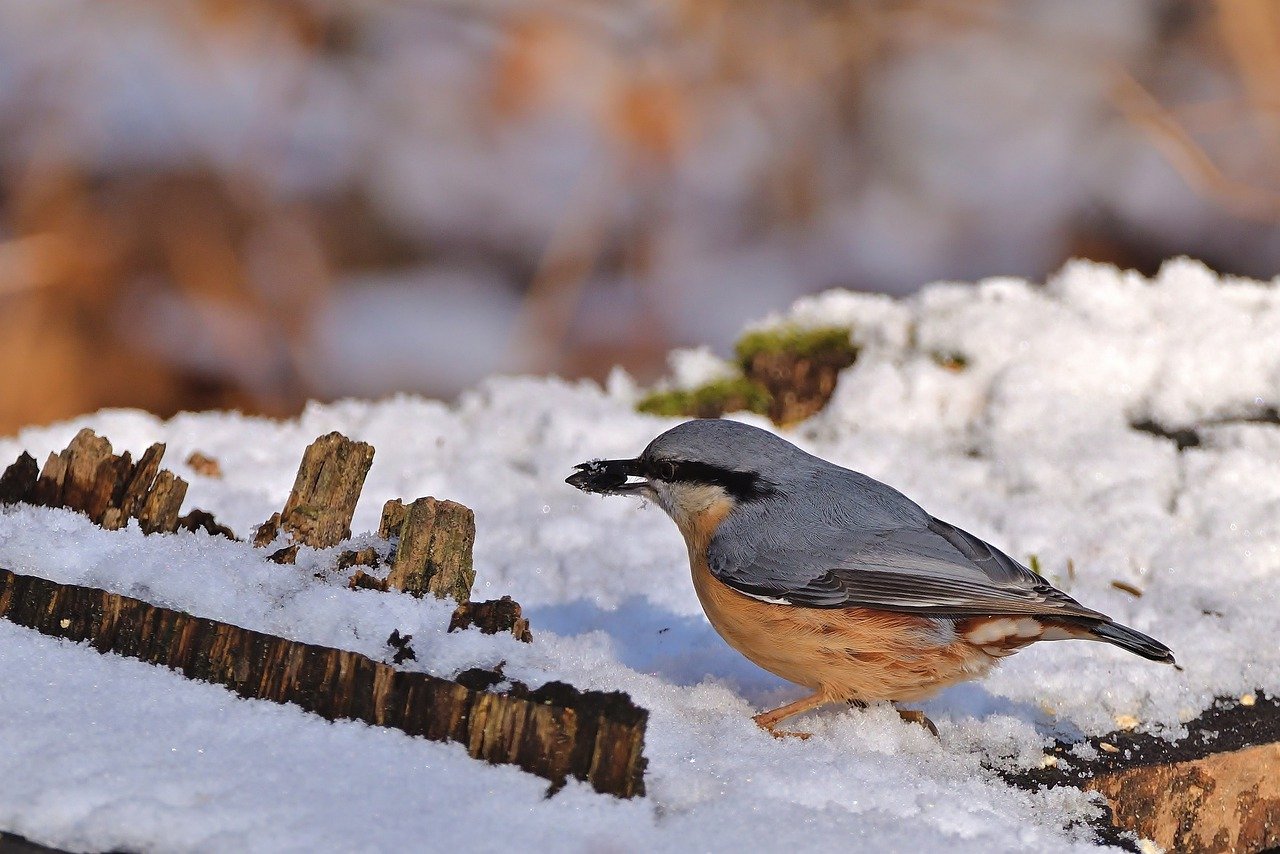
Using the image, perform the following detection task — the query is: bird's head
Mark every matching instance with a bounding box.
[566,419,806,541]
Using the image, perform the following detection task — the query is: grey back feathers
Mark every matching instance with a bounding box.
[632,419,1174,663]
[646,419,1104,618]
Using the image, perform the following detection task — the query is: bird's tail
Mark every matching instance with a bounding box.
[1075,619,1176,665]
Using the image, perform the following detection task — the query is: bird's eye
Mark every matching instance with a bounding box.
[657,460,678,481]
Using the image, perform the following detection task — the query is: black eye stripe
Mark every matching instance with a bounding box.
[644,459,775,502]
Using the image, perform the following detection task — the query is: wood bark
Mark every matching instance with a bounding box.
[1005,693,1280,852]
[0,566,647,798]
[278,432,374,549]
[383,497,476,603]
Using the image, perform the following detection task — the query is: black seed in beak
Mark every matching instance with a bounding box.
[566,459,645,495]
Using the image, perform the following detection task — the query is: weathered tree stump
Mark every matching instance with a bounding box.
[1,429,188,534]
[0,566,648,798]
[450,596,533,643]
[1005,694,1280,853]
[275,432,375,549]
[381,497,476,603]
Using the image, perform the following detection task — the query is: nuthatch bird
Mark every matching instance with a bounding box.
[567,419,1175,736]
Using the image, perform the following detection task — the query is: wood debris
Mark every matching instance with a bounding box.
[0,429,187,534]
[450,596,533,643]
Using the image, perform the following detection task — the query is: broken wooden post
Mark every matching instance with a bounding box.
[253,432,374,549]
[278,432,374,548]
[1,429,189,534]
[0,565,648,798]
[381,497,476,603]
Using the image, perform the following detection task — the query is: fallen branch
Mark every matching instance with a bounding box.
[0,566,647,798]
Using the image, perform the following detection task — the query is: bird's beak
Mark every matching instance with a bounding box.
[565,458,649,496]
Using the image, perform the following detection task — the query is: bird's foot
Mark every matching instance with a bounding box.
[896,708,940,738]
[752,710,812,739]
[753,692,827,739]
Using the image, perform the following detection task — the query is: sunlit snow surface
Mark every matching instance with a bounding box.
[2,260,1278,852]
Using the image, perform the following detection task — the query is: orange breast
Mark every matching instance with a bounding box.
[689,556,996,702]
[674,498,1006,702]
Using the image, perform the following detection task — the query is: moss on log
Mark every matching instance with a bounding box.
[636,325,857,426]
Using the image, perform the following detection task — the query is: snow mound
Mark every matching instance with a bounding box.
[2,259,1277,852]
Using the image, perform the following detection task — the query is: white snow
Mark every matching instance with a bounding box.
[2,259,1279,852]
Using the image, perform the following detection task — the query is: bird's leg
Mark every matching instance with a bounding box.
[895,708,940,739]
[753,693,828,739]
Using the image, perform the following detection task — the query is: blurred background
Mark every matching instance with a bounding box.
[2,0,1279,435]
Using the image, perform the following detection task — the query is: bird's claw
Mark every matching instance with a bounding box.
[896,708,940,739]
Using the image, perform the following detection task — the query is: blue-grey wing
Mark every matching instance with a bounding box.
[708,513,1102,619]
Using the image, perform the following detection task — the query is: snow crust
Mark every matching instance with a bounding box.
[2,259,1278,852]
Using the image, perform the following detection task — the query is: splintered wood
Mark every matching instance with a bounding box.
[381,498,476,602]
[252,432,374,551]
[0,566,648,798]
[0,428,188,534]
[278,432,374,548]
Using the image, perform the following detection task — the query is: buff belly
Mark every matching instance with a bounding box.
[689,557,999,703]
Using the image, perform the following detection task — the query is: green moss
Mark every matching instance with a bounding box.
[636,376,772,419]
[734,325,855,368]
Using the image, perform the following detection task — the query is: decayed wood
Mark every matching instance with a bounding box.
[185,452,222,478]
[386,629,416,664]
[383,497,476,603]
[253,512,283,547]
[137,470,188,535]
[278,432,374,549]
[378,499,408,539]
[0,451,38,504]
[268,545,300,565]
[3,430,188,533]
[450,596,533,643]
[118,444,166,520]
[1006,694,1280,853]
[177,510,238,540]
[348,570,388,592]
[743,346,858,426]
[0,566,648,798]
[337,547,380,571]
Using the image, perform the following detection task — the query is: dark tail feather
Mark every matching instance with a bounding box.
[1083,620,1176,664]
